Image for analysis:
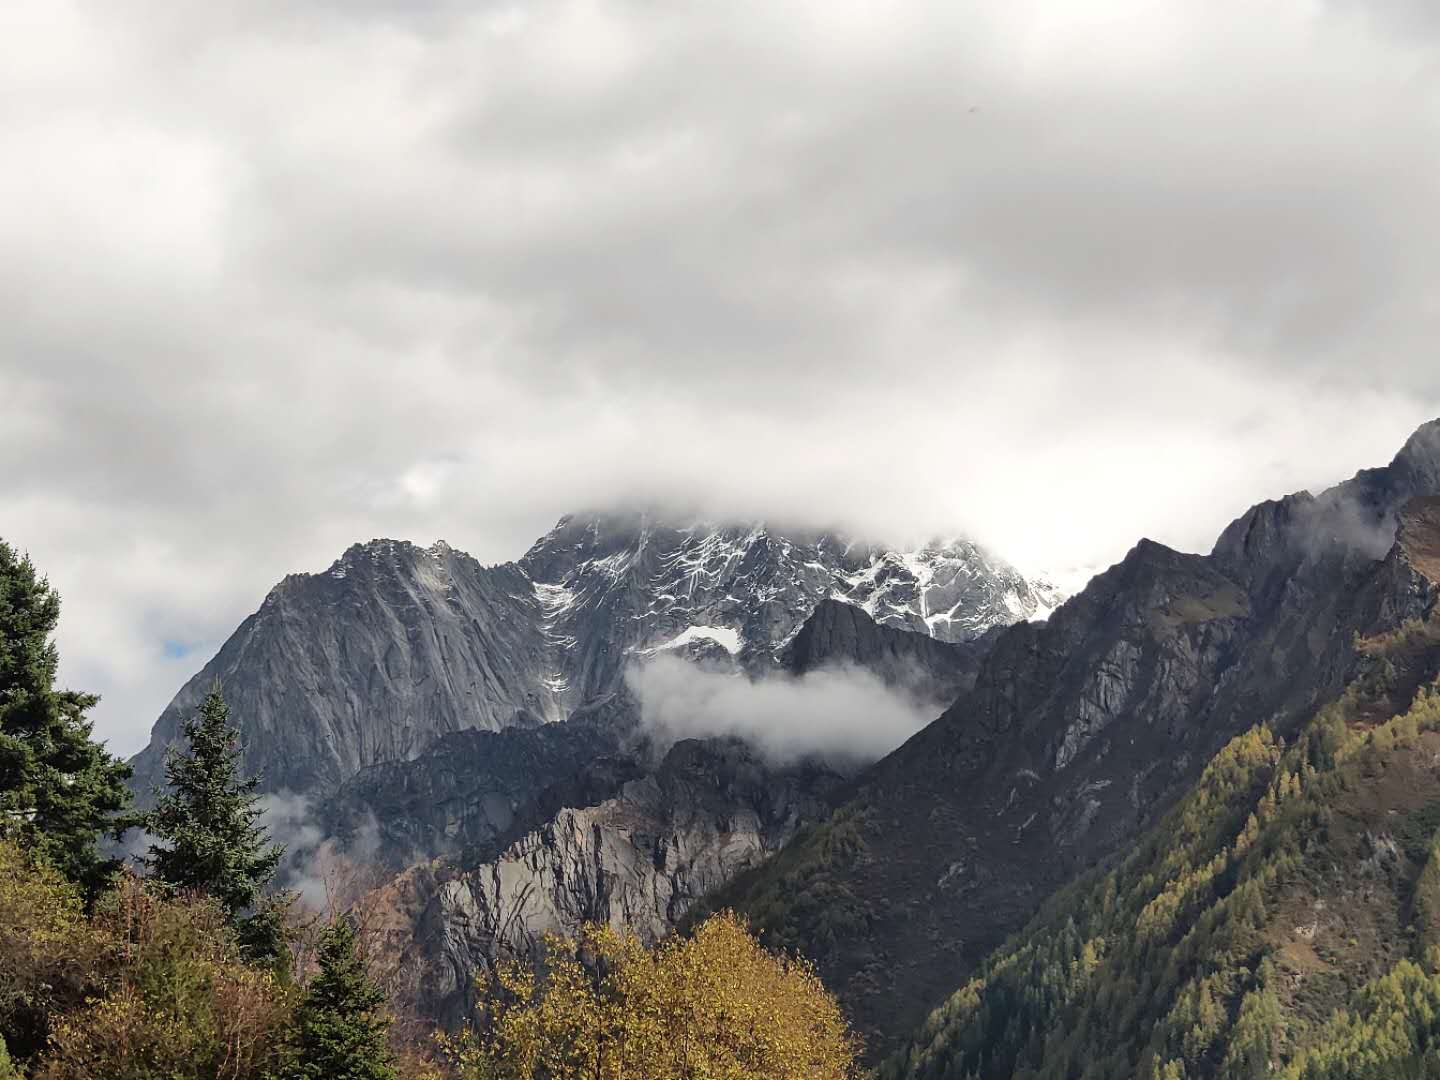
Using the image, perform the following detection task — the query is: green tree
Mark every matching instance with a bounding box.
[284,918,395,1080]
[145,687,286,961]
[0,540,132,895]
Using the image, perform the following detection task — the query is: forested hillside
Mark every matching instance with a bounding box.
[887,614,1440,1078]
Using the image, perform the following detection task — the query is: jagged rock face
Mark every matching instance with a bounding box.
[714,420,1440,1060]
[317,695,638,874]
[365,737,847,1024]
[324,597,990,876]
[521,515,1060,700]
[129,514,1059,802]
[331,597,984,1013]
[781,597,989,703]
[129,540,560,798]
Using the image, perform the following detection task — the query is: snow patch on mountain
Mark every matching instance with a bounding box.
[649,624,744,656]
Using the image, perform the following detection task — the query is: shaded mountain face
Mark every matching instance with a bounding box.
[886,505,1440,1079]
[710,420,1440,1060]
[315,694,638,875]
[128,515,1058,803]
[129,541,556,799]
[363,735,851,1027]
[781,597,990,702]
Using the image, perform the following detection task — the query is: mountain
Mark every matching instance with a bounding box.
[128,514,1060,804]
[782,596,990,701]
[705,420,1440,1062]
[344,594,993,1025]
[886,501,1440,1078]
[128,540,559,798]
[123,510,1060,1020]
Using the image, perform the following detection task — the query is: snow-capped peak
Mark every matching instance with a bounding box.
[517,512,1072,703]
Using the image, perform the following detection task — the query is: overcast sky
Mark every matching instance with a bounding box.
[4,0,1440,755]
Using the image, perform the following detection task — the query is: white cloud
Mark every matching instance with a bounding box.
[627,656,941,764]
[1,0,1438,753]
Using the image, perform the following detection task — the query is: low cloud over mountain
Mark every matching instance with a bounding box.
[628,655,940,764]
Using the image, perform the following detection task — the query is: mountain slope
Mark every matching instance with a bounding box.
[129,540,558,798]
[315,695,634,874]
[782,597,989,701]
[708,420,1440,1060]
[365,735,849,1026]
[886,567,1440,1078]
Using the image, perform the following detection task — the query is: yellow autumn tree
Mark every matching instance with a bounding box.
[441,911,860,1079]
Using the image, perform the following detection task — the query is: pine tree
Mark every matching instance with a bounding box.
[284,918,396,1080]
[0,539,133,895]
[146,686,286,959]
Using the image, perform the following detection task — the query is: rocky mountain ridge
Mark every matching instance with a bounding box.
[365,734,851,1025]
[707,419,1440,1060]
[887,499,1440,1078]
[129,514,1062,800]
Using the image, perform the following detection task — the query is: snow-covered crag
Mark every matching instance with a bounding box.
[522,514,1062,689]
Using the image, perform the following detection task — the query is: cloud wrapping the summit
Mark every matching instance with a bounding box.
[2,0,1439,750]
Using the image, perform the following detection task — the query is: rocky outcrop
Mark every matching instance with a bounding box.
[782,597,991,702]
[714,420,1440,1059]
[129,540,559,798]
[317,694,639,873]
[350,598,985,1019]
[364,737,847,1023]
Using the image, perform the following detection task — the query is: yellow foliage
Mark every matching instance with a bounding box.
[441,911,860,1079]
[0,840,107,1059]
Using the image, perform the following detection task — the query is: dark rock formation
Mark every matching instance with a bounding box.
[129,540,558,799]
[365,736,848,1024]
[316,697,636,874]
[782,597,991,702]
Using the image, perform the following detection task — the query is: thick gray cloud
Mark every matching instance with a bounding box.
[3,0,1439,754]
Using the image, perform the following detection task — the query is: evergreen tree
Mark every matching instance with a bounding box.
[284,918,396,1080]
[0,539,132,895]
[146,686,285,959]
